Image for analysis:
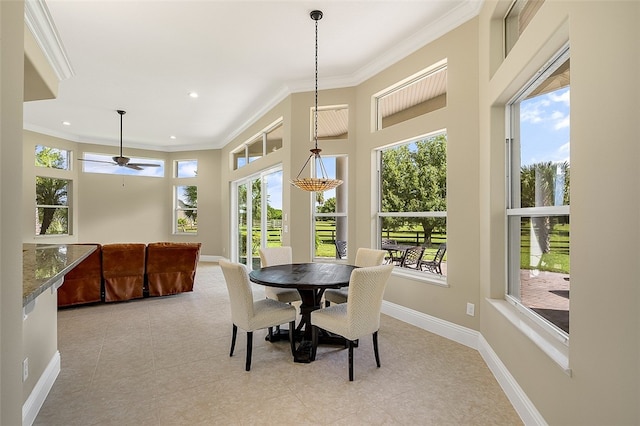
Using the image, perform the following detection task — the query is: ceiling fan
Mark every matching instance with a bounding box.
[78,110,161,170]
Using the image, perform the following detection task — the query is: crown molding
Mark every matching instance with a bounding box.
[24,0,74,81]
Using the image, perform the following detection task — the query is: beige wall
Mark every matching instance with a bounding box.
[13,1,640,423]
[479,1,639,424]
[23,132,223,255]
[2,1,26,424]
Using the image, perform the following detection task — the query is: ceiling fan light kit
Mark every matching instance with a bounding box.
[79,109,160,170]
[290,10,343,192]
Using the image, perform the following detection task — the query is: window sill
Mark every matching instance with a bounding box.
[488,298,571,376]
[391,267,448,287]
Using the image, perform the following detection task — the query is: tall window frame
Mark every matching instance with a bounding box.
[376,131,447,282]
[36,177,71,236]
[506,44,570,340]
[174,185,197,234]
[313,155,348,261]
[231,166,283,270]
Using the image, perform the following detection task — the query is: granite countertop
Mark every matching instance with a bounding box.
[23,243,97,307]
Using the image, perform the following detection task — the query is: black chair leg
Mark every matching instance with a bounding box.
[230,324,238,356]
[288,321,295,355]
[311,325,318,361]
[373,331,381,368]
[245,331,253,371]
[348,340,355,381]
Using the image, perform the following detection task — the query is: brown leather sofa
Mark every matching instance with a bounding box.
[145,242,201,297]
[102,243,147,302]
[57,244,103,307]
[57,242,202,307]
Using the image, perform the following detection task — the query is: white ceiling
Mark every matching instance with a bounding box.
[23,0,481,152]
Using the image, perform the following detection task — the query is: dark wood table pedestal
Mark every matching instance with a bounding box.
[249,263,357,363]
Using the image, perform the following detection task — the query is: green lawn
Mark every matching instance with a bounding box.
[241,221,568,273]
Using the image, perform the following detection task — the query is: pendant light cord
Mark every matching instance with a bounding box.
[314,15,319,151]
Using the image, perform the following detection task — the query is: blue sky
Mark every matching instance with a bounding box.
[519,87,570,167]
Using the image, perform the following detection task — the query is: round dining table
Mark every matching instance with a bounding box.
[249,262,357,363]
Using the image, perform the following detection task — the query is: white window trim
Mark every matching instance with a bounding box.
[174,185,197,235]
[376,132,448,284]
[372,59,447,132]
[501,44,571,372]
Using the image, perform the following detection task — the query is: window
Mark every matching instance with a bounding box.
[232,120,283,170]
[36,177,70,235]
[315,105,348,140]
[373,60,447,131]
[505,0,545,55]
[81,152,164,176]
[175,185,197,234]
[377,131,447,278]
[507,46,570,336]
[175,159,197,178]
[313,156,348,260]
[35,145,70,170]
[232,167,283,269]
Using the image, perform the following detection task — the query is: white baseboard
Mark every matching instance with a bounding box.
[22,351,60,426]
[199,255,225,263]
[381,301,546,426]
[477,334,548,426]
[381,300,479,349]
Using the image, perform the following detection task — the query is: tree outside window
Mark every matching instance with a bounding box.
[176,185,197,233]
[35,145,71,235]
[378,132,447,276]
[36,177,70,235]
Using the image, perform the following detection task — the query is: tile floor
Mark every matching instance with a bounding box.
[35,262,522,425]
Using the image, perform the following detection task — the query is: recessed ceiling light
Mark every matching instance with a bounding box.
[188,91,199,98]
[62,121,71,126]
[170,135,177,140]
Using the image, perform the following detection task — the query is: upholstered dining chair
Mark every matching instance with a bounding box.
[311,264,394,381]
[219,259,296,371]
[324,248,387,307]
[258,246,301,303]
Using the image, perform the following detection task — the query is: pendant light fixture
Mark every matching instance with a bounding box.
[291,10,343,192]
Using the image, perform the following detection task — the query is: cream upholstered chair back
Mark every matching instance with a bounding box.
[354,248,387,267]
[259,246,292,267]
[345,264,394,339]
[219,259,255,330]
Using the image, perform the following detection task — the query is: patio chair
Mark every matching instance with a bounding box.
[335,240,347,259]
[420,243,447,274]
[399,246,425,270]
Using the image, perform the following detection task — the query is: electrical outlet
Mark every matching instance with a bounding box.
[22,358,28,382]
[466,303,475,317]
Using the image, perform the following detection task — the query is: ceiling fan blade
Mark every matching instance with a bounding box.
[78,158,117,165]
[127,163,161,168]
[125,164,144,171]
